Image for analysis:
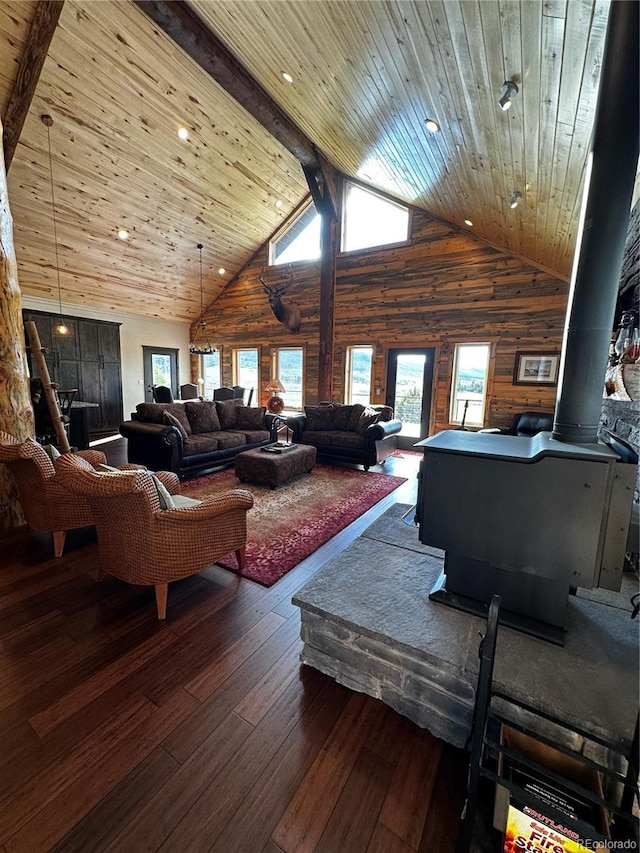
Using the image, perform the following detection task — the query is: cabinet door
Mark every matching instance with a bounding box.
[100,362,123,430]
[80,362,102,432]
[99,323,121,364]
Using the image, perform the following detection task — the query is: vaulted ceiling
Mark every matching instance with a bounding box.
[1,0,635,324]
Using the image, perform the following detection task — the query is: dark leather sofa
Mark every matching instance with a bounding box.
[287,402,402,470]
[119,400,277,478]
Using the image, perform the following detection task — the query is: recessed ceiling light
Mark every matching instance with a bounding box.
[117,228,129,240]
[274,199,283,209]
[424,118,440,133]
[218,267,226,275]
[464,219,473,227]
[282,72,294,84]
[177,126,189,140]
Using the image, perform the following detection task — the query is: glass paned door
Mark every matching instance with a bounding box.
[142,347,179,401]
[386,349,435,449]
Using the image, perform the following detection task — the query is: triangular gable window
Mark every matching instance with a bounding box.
[271,202,320,265]
[341,182,409,252]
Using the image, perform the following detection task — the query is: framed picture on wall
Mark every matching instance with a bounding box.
[513,352,560,386]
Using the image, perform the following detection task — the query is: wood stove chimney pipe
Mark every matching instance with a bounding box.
[552,0,639,445]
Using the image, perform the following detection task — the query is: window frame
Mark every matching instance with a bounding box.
[269,199,320,266]
[344,345,373,406]
[340,180,410,254]
[272,346,305,411]
[232,347,260,398]
[198,350,221,399]
[449,343,492,427]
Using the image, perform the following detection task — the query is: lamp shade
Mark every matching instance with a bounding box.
[264,379,285,394]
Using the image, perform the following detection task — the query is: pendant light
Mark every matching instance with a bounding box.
[42,114,70,337]
[189,243,216,354]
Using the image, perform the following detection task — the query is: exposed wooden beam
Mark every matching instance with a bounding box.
[134,0,319,168]
[318,211,338,401]
[2,0,64,172]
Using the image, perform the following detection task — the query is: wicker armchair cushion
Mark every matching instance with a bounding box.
[151,474,176,509]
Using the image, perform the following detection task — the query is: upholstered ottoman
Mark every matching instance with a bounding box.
[235,444,316,489]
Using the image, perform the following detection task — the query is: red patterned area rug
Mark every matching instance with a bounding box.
[182,463,407,587]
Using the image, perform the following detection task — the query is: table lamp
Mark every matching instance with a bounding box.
[264,379,285,413]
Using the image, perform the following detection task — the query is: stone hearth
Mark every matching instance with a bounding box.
[293,504,639,750]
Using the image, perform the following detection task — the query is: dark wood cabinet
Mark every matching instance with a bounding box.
[23,310,123,436]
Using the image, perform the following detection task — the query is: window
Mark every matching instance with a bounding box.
[233,348,259,399]
[270,202,321,265]
[341,183,409,253]
[345,346,373,406]
[273,347,304,410]
[450,344,491,427]
[200,351,220,399]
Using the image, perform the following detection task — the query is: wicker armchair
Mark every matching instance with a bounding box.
[0,431,113,557]
[55,453,254,619]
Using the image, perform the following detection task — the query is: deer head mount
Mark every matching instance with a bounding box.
[260,267,302,333]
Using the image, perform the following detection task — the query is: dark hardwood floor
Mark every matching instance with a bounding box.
[0,440,468,852]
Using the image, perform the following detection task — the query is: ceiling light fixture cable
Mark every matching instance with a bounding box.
[189,242,216,354]
[42,114,68,336]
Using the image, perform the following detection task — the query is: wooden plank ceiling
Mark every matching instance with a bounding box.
[0,0,628,323]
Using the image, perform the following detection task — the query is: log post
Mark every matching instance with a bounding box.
[24,320,70,452]
[0,119,35,529]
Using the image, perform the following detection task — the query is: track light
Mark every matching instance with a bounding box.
[498,80,519,111]
[509,191,522,209]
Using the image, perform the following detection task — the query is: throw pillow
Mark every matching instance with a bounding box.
[304,405,335,431]
[347,403,366,431]
[216,398,244,429]
[41,444,61,463]
[332,405,354,431]
[375,405,394,422]
[355,407,381,435]
[135,403,167,424]
[150,473,176,509]
[236,406,266,430]
[163,410,188,440]
[184,400,221,433]
[164,404,192,435]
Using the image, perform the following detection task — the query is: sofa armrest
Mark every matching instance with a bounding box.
[286,414,307,443]
[365,418,403,442]
[119,420,183,474]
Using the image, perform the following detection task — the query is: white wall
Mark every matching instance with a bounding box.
[21,296,191,419]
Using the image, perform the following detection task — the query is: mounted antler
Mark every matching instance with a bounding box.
[260,267,302,333]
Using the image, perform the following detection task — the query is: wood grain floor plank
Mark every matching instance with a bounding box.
[104,711,253,853]
[233,629,302,726]
[272,692,383,853]
[28,628,179,736]
[162,612,302,764]
[366,823,415,853]
[158,667,328,853]
[50,747,180,853]
[0,694,156,843]
[213,679,352,853]
[3,689,199,852]
[378,728,444,849]
[315,746,394,853]
[417,745,468,853]
[185,609,287,700]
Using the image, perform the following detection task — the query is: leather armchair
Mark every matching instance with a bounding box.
[55,452,254,619]
[480,411,554,436]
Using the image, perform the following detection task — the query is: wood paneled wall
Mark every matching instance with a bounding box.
[198,209,569,434]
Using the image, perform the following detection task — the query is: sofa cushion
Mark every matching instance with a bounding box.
[236,406,266,430]
[231,429,270,444]
[163,410,188,440]
[216,398,244,429]
[332,405,355,431]
[182,434,220,456]
[355,407,381,435]
[347,404,366,431]
[304,405,335,431]
[215,432,247,450]
[184,400,221,433]
[331,431,366,449]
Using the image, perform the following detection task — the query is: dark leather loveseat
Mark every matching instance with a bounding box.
[119,399,277,478]
[480,411,554,436]
[287,402,402,470]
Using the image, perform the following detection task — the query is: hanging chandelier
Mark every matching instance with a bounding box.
[42,114,70,337]
[189,242,216,354]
